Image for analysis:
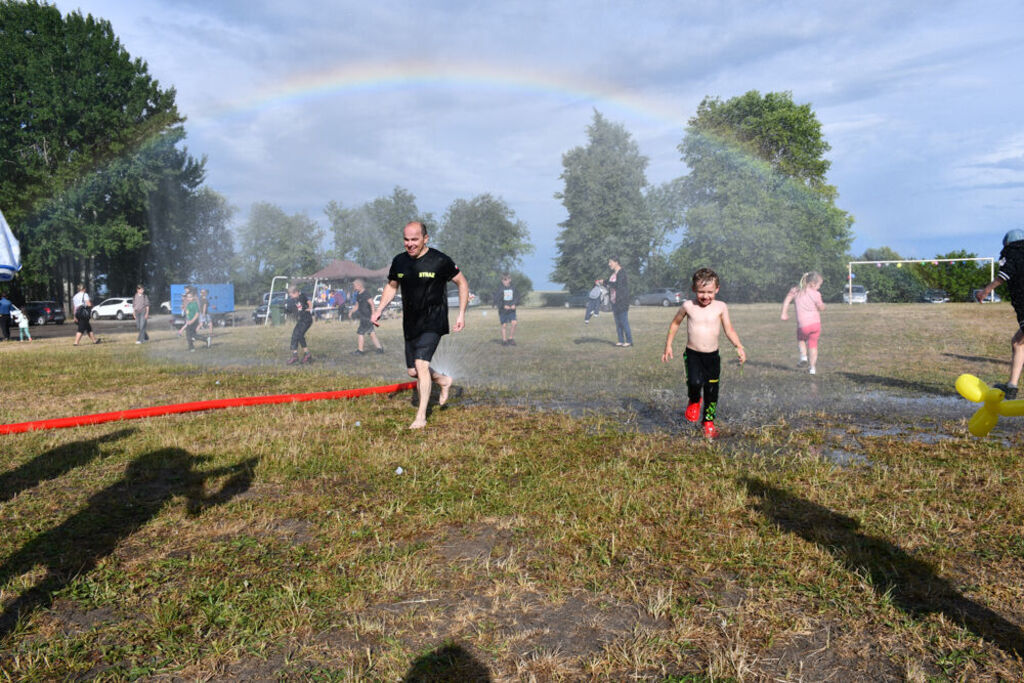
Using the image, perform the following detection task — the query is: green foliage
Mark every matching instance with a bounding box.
[910,249,993,301]
[851,247,925,303]
[325,187,421,270]
[552,111,652,292]
[235,203,324,302]
[673,91,853,302]
[435,193,533,299]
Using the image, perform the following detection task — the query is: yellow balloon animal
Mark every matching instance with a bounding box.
[955,374,1024,436]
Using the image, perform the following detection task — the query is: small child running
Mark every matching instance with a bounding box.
[662,268,746,439]
[780,271,826,374]
[349,278,384,355]
[285,285,313,364]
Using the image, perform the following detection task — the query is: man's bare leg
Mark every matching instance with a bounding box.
[410,360,432,429]
[433,370,452,406]
[1010,328,1024,386]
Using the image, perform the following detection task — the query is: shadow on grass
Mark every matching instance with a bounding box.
[403,642,491,682]
[572,337,617,346]
[837,372,945,396]
[742,477,1024,656]
[942,352,1006,365]
[0,448,257,640]
[0,429,134,504]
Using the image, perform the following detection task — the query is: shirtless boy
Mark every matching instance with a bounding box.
[661,268,746,439]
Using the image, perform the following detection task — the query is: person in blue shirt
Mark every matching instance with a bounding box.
[0,292,12,341]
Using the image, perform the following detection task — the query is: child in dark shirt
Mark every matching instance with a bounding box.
[286,285,313,365]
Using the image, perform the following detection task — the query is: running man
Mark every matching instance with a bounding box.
[372,221,469,429]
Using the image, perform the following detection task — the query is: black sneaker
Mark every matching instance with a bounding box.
[376,347,385,354]
[508,339,516,346]
[995,383,1018,400]
[352,349,365,355]
[796,359,808,369]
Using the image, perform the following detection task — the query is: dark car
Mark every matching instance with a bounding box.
[23,300,66,325]
[633,288,685,306]
[920,289,949,303]
[564,293,590,308]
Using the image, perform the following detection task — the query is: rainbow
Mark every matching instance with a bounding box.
[197,60,688,128]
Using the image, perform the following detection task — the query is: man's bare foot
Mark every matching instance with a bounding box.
[437,375,453,406]
[409,418,427,429]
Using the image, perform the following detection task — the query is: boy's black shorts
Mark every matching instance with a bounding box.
[405,332,442,369]
[684,348,721,385]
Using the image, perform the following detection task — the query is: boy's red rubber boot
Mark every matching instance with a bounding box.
[684,402,701,422]
[702,421,719,439]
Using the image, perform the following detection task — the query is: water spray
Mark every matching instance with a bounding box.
[955,374,1024,437]
[0,382,415,435]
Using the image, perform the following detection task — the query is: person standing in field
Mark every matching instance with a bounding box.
[349,278,383,355]
[372,220,469,429]
[198,288,211,332]
[177,290,210,352]
[285,285,313,364]
[496,273,519,346]
[780,272,826,375]
[12,306,30,342]
[975,228,1024,399]
[662,267,746,440]
[72,284,99,345]
[0,292,12,341]
[607,257,633,347]
[132,284,150,344]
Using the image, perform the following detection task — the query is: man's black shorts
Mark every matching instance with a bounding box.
[499,308,516,324]
[405,332,442,368]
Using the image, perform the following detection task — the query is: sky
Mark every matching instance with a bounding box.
[57,0,1024,290]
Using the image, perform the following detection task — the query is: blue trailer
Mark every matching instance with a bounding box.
[169,283,236,326]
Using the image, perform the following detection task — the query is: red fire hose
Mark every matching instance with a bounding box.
[0,381,417,435]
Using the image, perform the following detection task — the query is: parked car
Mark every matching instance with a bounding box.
[22,300,66,325]
[841,285,868,304]
[633,288,685,307]
[372,293,403,313]
[445,289,479,307]
[564,293,590,308]
[971,288,1002,303]
[91,297,135,320]
[920,289,950,303]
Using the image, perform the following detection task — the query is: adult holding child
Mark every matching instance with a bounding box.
[372,221,469,429]
[780,272,826,375]
[72,284,99,345]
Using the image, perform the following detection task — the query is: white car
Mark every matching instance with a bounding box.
[91,297,135,320]
[841,285,868,304]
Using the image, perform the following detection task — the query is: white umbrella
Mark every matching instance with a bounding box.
[0,209,22,282]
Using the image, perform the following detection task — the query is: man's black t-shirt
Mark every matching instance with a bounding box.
[387,247,460,339]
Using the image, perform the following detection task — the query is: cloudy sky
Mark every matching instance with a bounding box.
[59,0,1024,289]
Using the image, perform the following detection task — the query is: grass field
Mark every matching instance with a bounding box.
[1,303,1022,680]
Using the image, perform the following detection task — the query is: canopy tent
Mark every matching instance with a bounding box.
[309,259,389,280]
[0,209,21,282]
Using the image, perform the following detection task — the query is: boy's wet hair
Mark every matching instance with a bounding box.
[692,267,719,290]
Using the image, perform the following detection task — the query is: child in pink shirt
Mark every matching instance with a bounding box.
[781,272,825,374]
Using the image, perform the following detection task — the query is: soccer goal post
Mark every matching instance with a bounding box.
[845,257,995,304]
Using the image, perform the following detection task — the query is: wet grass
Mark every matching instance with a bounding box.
[0,303,1022,679]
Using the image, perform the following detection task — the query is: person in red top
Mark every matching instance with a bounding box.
[373,221,470,429]
[781,272,826,375]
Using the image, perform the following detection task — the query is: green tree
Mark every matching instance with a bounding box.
[326,187,420,270]
[0,1,211,304]
[850,247,924,303]
[235,203,323,303]
[552,111,652,292]
[673,91,853,301]
[435,193,533,302]
[911,250,994,301]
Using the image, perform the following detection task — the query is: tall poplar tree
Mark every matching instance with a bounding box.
[552,111,651,292]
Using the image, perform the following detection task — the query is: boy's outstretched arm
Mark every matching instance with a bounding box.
[662,306,687,362]
[720,304,746,364]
